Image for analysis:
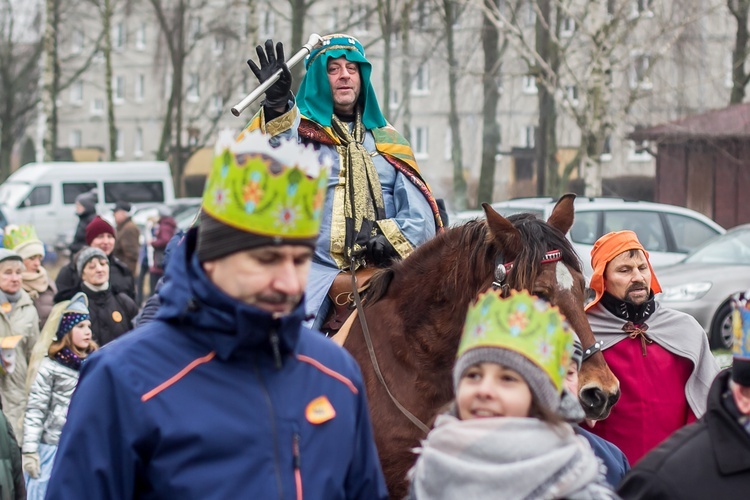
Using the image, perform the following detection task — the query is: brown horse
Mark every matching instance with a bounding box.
[341,194,621,498]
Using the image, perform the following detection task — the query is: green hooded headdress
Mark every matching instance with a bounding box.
[296,34,387,129]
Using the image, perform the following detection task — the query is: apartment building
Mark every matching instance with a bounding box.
[45,0,737,202]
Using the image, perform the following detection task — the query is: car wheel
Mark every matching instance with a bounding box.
[709,302,734,350]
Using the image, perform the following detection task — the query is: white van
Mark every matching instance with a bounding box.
[0,161,175,245]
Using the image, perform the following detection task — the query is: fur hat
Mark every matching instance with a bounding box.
[454,290,575,413]
[76,247,108,276]
[56,292,90,341]
[85,216,116,245]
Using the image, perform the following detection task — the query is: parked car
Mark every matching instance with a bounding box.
[488,197,726,277]
[657,224,750,349]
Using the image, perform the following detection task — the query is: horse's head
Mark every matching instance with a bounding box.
[482,194,620,419]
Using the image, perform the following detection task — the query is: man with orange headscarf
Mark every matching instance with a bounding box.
[584,231,719,465]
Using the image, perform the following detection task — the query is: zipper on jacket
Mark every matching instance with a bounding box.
[293,432,302,500]
[254,360,284,500]
[269,326,282,369]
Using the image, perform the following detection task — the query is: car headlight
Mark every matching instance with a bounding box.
[659,282,712,302]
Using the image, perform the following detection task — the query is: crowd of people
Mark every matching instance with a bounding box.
[0,32,745,499]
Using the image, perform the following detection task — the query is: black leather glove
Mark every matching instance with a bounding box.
[365,234,399,266]
[247,39,292,110]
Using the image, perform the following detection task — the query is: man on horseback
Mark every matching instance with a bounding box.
[242,34,442,332]
[584,230,720,465]
[46,132,388,499]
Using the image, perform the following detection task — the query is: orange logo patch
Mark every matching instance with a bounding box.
[112,311,123,323]
[305,396,336,424]
[0,303,10,314]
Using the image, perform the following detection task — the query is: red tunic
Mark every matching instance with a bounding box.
[586,336,696,465]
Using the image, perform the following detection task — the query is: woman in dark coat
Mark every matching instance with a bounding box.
[69,191,97,256]
[74,247,138,346]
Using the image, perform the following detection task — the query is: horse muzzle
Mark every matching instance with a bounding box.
[579,384,621,420]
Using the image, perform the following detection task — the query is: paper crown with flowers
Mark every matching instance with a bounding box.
[731,301,750,360]
[201,130,329,239]
[3,225,41,250]
[458,289,575,392]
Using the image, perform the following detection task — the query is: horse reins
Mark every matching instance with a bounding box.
[350,267,432,435]
[494,249,603,362]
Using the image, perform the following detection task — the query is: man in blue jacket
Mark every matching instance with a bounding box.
[47,131,389,499]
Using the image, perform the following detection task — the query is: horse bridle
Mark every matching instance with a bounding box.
[492,249,603,361]
[492,249,563,293]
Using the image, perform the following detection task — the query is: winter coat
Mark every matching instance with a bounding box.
[575,425,630,488]
[55,254,136,303]
[47,228,388,500]
[114,218,140,275]
[0,291,40,439]
[149,217,177,276]
[69,211,96,256]
[22,278,56,330]
[22,357,80,452]
[618,369,750,499]
[80,285,137,347]
[0,404,24,500]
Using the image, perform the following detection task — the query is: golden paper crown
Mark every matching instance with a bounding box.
[201,131,329,239]
[459,290,575,392]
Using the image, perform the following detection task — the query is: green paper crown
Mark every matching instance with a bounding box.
[459,289,575,392]
[202,131,329,239]
[732,307,750,359]
[3,225,41,250]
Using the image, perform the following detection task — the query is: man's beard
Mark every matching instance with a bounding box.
[625,282,649,304]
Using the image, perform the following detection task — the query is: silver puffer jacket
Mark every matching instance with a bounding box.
[22,357,80,453]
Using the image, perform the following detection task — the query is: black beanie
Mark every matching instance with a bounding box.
[196,211,317,262]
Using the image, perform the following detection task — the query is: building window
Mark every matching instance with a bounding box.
[113,21,126,50]
[566,85,579,106]
[629,139,651,161]
[526,2,536,26]
[389,89,399,110]
[70,80,83,105]
[630,53,652,90]
[134,127,143,157]
[187,128,200,147]
[350,4,369,34]
[164,72,173,99]
[521,125,536,148]
[136,23,146,50]
[135,74,144,102]
[636,0,653,15]
[113,75,125,104]
[411,0,429,31]
[259,9,274,38]
[90,98,104,116]
[213,35,225,54]
[329,7,339,32]
[412,64,430,95]
[69,129,82,148]
[601,135,612,162]
[495,127,503,159]
[115,128,124,158]
[444,128,452,160]
[187,73,200,102]
[411,126,429,159]
[189,17,201,42]
[211,94,224,116]
[726,53,735,89]
[71,30,83,54]
[607,0,616,15]
[495,64,503,93]
[561,16,575,37]
[522,74,538,94]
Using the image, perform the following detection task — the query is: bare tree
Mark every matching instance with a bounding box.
[42,0,60,160]
[477,0,501,204]
[102,0,117,160]
[0,0,43,179]
[728,0,750,104]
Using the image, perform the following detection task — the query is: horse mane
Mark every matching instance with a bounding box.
[505,213,582,292]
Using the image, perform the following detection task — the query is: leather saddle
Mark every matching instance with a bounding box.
[322,268,377,333]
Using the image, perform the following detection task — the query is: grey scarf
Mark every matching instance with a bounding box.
[409,414,617,500]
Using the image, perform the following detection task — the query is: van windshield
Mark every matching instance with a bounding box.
[0,183,31,208]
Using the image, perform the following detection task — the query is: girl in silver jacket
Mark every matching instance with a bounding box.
[21,292,98,500]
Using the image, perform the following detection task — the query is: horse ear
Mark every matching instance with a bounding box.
[482,203,523,257]
[547,193,576,235]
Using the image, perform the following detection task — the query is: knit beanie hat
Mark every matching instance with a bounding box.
[114,200,132,213]
[197,130,328,262]
[85,216,116,245]
[3,225,44,260]
[56,292,90,341]
[75,191,97,213]
[731,293,750,386]
[0,249,22,264]
[76,247,108,276]
[454,290,575,413]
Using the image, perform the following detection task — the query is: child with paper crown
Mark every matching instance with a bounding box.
[22,292,97,500]
[408,290,615,500]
